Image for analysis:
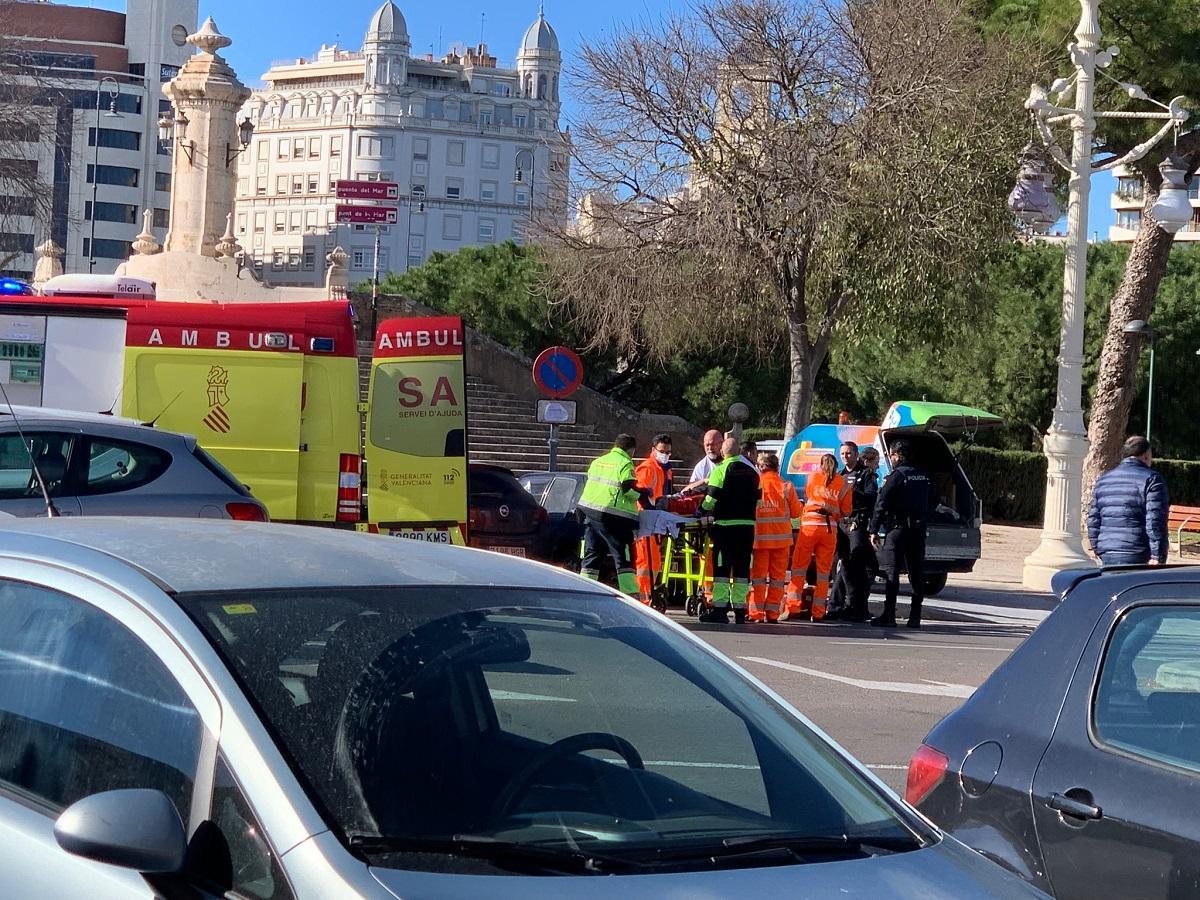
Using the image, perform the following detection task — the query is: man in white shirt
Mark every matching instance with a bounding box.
[688,429,724,487]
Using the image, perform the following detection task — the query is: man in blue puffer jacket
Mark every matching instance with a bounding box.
[1087,435,1169,566]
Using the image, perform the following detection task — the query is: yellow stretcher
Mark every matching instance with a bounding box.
[652,518,711,616]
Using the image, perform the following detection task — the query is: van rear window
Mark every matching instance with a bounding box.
[192,446,250,496]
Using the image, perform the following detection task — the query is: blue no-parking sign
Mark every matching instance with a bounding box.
[532,346,584,398]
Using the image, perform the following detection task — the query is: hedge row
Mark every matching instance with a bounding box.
[959,446,1200,524]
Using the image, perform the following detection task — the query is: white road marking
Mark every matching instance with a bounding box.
[599,758,760,770]
[826,640,1010,652]
[490,690,576,702]
[866,765,908,771]
[738,655,976,698]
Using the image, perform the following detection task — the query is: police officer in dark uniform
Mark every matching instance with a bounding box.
[869,439,931,629]
[829,443,880,622]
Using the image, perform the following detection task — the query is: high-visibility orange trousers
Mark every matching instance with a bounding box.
[748,544,789,622]
[633,535,662,605]
[787,526,837,620]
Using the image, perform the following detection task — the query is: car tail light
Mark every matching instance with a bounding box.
[226,502,269,522]
[534,505,549,527]
[905,744,949,806]
[337,454,362,523]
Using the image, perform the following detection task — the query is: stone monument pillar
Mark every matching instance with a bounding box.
[32,239,64,290]
[162,18,251,257]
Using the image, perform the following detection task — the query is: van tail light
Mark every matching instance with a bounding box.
[905,744,950,806]
[226,502,269,522]
[337,454,362,523]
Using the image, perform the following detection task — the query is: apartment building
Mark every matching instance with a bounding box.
[233,1,569,286]
[1109,164,1200,242]
[0,0,198,278]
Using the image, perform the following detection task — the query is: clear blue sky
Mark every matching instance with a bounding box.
[73,0,1117,235]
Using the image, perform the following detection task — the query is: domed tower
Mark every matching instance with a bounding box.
[363,1,410,93]
[517,6,561,105]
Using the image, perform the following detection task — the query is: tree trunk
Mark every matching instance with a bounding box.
[1083,197,1175,505]
[784,312,816,439]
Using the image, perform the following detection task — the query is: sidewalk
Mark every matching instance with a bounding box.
[925,524,1059,625]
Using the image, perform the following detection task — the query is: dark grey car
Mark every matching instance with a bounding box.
[911,565,1200,899]
[0,406,267,520]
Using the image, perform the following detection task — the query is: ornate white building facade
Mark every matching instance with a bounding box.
[233,2,568,286]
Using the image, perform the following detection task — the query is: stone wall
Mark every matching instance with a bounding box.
[353,292,703,462]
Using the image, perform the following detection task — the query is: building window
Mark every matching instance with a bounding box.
[413,137,428,160]
[85,201,138,224]
[1116,210,1142,231]
[293,138,305,160]
[0,196,34,217]
[352,249,368,269]
[357,136,394,159]
[479,109,493,127]
[287,249,300,270]
[411,183,426,200]
[330,135,342,157]
[256,140,268,161]
[292,175,303,194]
[447,141,465,166]
[87,128,140,151]
[480,181,497,203]
[86,164,138,188]
[155,171,171,192]
[274,212,286,234]
[289,211,302,234]
[0,233,35,254]
[272,249,285,269]
[303,249,316,271]
[305,210,318,232]
[307,174,319,194]
[236,213,247,234]
[514,188,528,207]
[276,175,287,194]
[478,218,495,241]
[152,208,169,229]
[514,113,527,129]
[408,254,422,268]
[81,238,131,260]
[443,214,462,241]
[276,140,288,160]
[445,178,463,200]
[493,83,511,97]
[255,176,267,196]
[236,178,248,196]
[481,143,499,169]
[308,136,321,158]
[253,212,266,232]
[1116,176,1144,202]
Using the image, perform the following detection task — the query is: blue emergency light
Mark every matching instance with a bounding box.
[310,337,336,353]
[0,278,34,296]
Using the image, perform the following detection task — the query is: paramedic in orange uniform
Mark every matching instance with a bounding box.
[633,433,674,604]
[786,453,852,621]
[748,451,802,623]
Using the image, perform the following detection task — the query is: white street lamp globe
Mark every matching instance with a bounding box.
[1151,154,1193,233]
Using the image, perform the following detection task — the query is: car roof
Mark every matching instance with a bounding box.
[0,405,149,429]
[0,517,608,595]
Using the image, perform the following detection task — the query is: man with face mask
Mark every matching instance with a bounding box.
[633,434,674,605]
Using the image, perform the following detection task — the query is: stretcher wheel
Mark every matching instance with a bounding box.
[650,586,668,613]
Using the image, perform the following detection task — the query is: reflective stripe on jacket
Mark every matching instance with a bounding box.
[635,456,672,504]
[801,473,852,530]
[756,471,802,546]
[579,448,641,519]
[702,456,760,525]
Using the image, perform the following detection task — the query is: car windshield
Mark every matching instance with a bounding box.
[177,588,923,874]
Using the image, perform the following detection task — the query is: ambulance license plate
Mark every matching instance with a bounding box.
[392,529,451,543]
[489,546,526,557]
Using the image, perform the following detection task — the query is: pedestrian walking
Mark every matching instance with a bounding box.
[786,453,852,621]
[828,445,880,622]
[699,436,760,624]
[748,451,801,624]
[578,434,649,598]
[1087,435,1168,566]
[633,433,674,604]
[870,439,931,629]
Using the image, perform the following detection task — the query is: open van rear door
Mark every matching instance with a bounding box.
[880,401,1003,435]
[364,316,468,544]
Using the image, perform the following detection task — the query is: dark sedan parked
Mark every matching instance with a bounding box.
[910,565,1200,899]
[468,464,551,560]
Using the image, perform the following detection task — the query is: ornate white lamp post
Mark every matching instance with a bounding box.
[1014,0,1189,591]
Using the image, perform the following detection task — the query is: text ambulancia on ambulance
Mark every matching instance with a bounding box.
[0,278,470,540]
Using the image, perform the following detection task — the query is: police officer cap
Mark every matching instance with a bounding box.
[891,439,913,460]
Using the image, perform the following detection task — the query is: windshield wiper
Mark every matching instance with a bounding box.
[648,831,921,866]
[347,833,644,875]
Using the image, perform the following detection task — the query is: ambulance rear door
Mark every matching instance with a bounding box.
[122,307,304,521]
[364,316,468,544]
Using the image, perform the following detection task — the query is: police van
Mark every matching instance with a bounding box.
[781,401,1002,595]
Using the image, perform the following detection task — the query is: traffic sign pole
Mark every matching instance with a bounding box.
[548,423,559,472]
[533,349,584,471]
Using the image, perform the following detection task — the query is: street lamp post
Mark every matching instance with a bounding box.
[88,76,122,273]
[1124,320,1155,443]
[1012,0,1189,591]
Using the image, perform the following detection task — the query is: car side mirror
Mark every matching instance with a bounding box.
[54,788,187,874]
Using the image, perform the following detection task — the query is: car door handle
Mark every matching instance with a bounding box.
[1048,791,1103,821]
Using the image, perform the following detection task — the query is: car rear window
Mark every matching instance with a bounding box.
[192,446,251,496]
[469,468,523,500]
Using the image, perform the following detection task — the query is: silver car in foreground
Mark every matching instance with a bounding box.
[0,406,266,519]
[0,518,1045,898]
